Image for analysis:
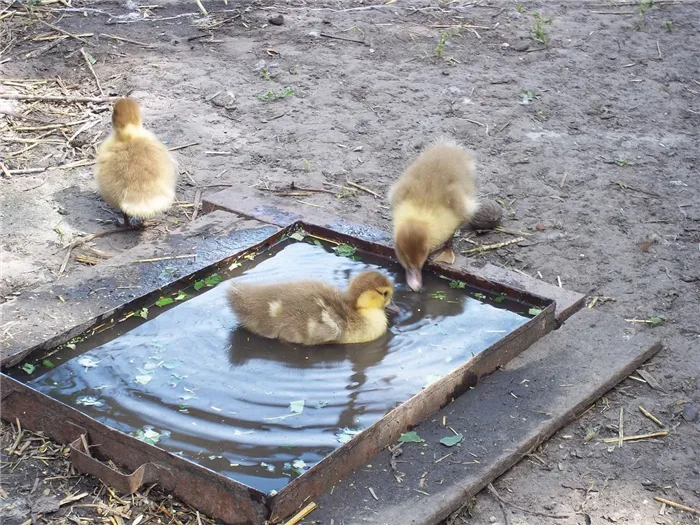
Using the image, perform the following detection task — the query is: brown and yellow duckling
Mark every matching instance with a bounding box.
[95,98,177,228]
[227,271,399,346]
[390,138,478,291]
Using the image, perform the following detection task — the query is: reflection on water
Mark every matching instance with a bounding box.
[12,241,529,493]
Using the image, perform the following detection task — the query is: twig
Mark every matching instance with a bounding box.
[346,180,379,198]
[0,93,115,103]
[560,172,567,188]
[58,228,130,278]
[194,0,208,16]
[464,117,488,134]
[0,162,12,179]
[601,430,668,443]
[24,35,68,59]
[487,485,511,525]
[100,33,154,48]
[80,48,104,95]
[653,497,700,516]
[656,40,662,60]
[259,185,336,196]
[191,189,203,222]
[295,199,325,208]
[486,483,569,519]
[462,237,525,255]
[283,502,317,525]
[36,17,93,45]
[168,142,199,152]
[135,254,197,263]
[80,434,92,458]
[639,406,664,428]
[319,32,367,45]
[618,407,624,448]
[368,487,379,501]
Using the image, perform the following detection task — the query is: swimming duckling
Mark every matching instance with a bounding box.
[95,98,176,228]
[389,138,478,291]
[227,271,399,346]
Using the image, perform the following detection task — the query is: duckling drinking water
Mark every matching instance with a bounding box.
[227,271,399,346]
[390,138,478,291]
[95,98,176,228]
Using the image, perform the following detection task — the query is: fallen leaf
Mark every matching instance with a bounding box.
[22,363,36,374]
[134,374,153,385]
[290,400,305,414]
[439,433,464,447]
[155,297,174,307]
[398,431,424,443]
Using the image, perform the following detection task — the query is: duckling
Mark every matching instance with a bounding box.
[95,98,176,228]
[227,271,399,346]
[389,138,478,291]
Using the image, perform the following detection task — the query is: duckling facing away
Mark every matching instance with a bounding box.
[390,138,478,291]
[227,271,399,346]
[95,98,176,228]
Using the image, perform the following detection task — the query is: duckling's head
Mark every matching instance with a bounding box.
[395,220,430,292]
[112,98,142,138]
[348,271,399,314]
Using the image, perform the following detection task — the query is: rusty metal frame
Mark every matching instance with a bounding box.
[1,221,558,524]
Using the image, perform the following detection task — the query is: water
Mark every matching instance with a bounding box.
[9,239,531,494]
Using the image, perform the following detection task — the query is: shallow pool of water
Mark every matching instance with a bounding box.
[10,238,530,493]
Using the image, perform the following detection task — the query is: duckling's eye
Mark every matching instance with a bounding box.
[382,290,389,298]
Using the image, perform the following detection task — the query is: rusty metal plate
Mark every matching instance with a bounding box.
[1,221,560,524]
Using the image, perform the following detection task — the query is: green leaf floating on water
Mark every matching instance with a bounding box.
[335,428,361,444]
[439,433,464,447]
[289,400,305,414]
[449,280,466,289]
[175,290,189,301]
[313,239,323,247]
[289,231,306,241]
[155,297,174,307]
[133,427,165,446]
[135,374,153,385]
[42,359,55,368]
[473,292,486,300]
[431,291,448,301]
[204,274,222,286]
[333,243,356,257]
[22,363,36,374]
[136,307,149,319]
[494,296,505,303]
[398,431,424,443]
[528,307,542,317]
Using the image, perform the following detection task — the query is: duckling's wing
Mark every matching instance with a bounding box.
[305,301,345,345]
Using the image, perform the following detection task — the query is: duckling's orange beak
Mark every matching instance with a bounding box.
[405,267,423,292]
[385,300,400,315]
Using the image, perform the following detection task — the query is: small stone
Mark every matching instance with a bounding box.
[536,224,546,231]
[513,40,530,52]
[442,71,450,76]
[308,31,320,39]
[683,403,699,423]
[489,517,497,523]
[268,14,284,26]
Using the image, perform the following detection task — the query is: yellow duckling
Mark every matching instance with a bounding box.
[390,138,478,291]
[95,98,176,228]
[227,271,399,346]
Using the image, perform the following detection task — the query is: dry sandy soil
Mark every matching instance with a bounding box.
[1,0,699,524]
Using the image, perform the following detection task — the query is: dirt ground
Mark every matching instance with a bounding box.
[1,0,699,524]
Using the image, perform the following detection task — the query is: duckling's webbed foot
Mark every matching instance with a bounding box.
[430,237,456,265]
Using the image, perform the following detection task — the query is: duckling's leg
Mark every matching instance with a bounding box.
[430,237,456,265]
[121,211,145,230]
